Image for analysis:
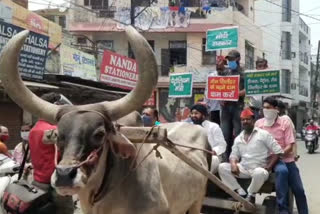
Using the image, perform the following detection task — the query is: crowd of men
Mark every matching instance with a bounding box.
[0,49,309,214]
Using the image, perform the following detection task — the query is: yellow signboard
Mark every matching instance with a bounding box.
[0,0,62,47]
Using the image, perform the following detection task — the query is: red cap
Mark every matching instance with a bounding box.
[240,108,254,119]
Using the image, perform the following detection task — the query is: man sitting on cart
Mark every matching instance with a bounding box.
[190,104,227,173]
[219,108,283,203]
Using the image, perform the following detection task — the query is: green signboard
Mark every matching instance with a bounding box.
[245,70,281,95]
[169,73,193,98]
[206,26,239,51]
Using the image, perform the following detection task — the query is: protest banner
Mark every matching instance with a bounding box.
[0,21,49,80]
[207,75,240,101]
[169,73,193,98]
[206,26,238,51]
[245,70,280,95]
[100,50,138,90]
[60,44,97,81]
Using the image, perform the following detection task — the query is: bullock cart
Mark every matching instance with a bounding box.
[119,126,294,214]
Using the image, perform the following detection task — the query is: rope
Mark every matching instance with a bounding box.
[232,202,243,214]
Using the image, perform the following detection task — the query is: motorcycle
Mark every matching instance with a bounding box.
[304,130,319,154]
[0,154,20,214]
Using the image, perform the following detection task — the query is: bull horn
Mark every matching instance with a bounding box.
[89,26,158,120]
[0,30,60,123]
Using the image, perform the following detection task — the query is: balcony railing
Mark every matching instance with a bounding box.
[299,17,309,34]
[299,51,309,65]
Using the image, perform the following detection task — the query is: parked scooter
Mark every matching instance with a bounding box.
[304,130,319,154]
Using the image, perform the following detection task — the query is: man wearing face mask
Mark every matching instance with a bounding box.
[142,107,161,127]
[13,124,32,164]
[219,108,282,203]
[190,104,226,173]
[219,50,246,158]
[255,97,308,214]
[0,125,11,157]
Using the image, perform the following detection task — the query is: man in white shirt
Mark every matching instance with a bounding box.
[218,108,283,203]
[190,104,226,173]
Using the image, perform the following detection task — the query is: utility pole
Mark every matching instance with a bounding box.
[312,40,320,117]
[130,0,135,26]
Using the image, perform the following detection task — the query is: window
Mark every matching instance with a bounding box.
[77,37,87,44]
[129,40,155,59]
[169,41,187,66]
[281,69,291,94]
[59,16,66,28]
[97,40,114,50]
[84,0,89,6]
[202,38,216,65]
[245,41,254,69]
[134,0,152,6]
[282,0,291,22]
[47,15,55,22]
[90,0,108,9]
[281,32,292,60]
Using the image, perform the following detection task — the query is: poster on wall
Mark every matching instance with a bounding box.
[206,26,239,51]
[169,73,193,98]
[159,88,204,123]
[0,21,49,80]
[60,44,97,81]
[100,50,138,90]
[207,75,240,101]
[244,70,281,95]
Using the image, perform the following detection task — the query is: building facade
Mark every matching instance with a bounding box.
[255,0,312,131]
[67,0,263,122]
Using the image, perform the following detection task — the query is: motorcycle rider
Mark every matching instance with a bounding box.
[306,120,319,143]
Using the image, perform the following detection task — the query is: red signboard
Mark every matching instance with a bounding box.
[100,50,138,90]
[143,91,156,106]
[207,75,240,101]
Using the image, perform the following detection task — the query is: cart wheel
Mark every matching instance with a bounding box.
[262,196,278,214]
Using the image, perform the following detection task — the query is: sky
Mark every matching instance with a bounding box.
[28,0,320,54]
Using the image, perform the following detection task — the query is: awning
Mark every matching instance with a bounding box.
[24,81,59,89]
[0,80,59,89]
[60,81,128,95]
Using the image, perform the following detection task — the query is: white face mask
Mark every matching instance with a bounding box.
[20,131,30,141]
[263,109,278,126]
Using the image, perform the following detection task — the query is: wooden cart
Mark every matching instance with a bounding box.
[119,126,294,214]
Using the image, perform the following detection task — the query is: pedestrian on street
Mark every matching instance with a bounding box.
[0,125,11,157]
[219,108,283,203]
[255,97,309,214]
[190,104,226,173]
[13,123,32,164]
[29,92,74,214]
[219,50,246,158]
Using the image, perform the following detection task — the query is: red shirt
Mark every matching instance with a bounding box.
[29,120,57,184]
[306,125,319,131]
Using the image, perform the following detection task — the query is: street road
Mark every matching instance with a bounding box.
[296,139,320,214]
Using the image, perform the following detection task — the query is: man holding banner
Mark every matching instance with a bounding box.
[219,50,245,158]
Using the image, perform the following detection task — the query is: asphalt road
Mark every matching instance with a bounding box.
[296,139,320,214]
